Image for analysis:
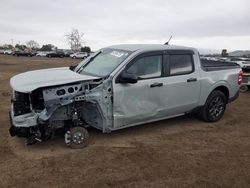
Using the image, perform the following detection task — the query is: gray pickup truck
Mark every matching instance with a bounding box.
[9,44,241,148]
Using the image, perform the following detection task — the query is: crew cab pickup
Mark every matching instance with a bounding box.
[9,44,241,148]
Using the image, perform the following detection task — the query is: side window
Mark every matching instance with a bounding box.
[126,55,162,79]
[169,55,193,75]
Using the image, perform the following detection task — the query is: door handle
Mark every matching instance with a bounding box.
[187,78,197,82]
[150,82,163,88]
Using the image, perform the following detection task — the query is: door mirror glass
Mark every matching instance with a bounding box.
[119,72,138,84]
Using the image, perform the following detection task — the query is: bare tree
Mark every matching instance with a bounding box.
[65,28,84,52]
[26,40,40,50]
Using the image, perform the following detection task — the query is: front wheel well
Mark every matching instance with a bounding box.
[212,86,229,102]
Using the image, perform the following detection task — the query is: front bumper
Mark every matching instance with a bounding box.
[9,118,30,137]
[10,104,38,127]
[9,104,38,137]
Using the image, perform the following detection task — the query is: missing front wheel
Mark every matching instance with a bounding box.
[64,126,89,149]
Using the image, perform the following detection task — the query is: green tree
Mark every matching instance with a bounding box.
[15,44,27,51]
[40,44,56,51]
[26,40,40,50]
[2,44,13,49]
[81,46,91,53]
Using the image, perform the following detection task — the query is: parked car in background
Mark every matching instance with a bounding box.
[46,51,65,58]
[63,51,74,57]
[70,52,88,59]
[230,57,250,72]
[4,50,13,55]
[0,50,5,54]
[12,51,35,57]
[36,51,49,57]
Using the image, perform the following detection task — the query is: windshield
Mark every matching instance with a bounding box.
[76,48,131,77]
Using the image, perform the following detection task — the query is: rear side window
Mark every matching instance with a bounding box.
[126,55,162,79]
[169,55,193,75]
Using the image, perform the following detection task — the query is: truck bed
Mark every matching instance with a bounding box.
[201,59,240,72]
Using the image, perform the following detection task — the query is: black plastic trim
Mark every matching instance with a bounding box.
[228,91,239,103]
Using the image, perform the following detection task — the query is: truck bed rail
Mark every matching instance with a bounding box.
[201,59,240,72]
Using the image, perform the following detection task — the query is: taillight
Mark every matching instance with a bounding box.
[238,70,243,85]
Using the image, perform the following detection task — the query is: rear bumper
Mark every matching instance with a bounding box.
[228,91,239,103]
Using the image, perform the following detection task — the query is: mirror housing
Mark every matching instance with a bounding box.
[69,65,77,71]
[119,72,138,84]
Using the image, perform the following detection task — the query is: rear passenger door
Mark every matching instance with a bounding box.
[162,51,201,116]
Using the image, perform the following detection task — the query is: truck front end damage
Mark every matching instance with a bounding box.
[9,78,113,147]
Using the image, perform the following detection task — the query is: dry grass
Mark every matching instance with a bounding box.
[0,54,250,188]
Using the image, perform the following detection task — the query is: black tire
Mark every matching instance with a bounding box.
[240,85,248,93]
[202,90,227,122]
[65,127,89,149]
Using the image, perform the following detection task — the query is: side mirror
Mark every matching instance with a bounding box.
[119,72,138,84]
[69,65,77,71]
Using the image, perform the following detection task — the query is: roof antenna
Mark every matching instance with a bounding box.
[164,35,173,45]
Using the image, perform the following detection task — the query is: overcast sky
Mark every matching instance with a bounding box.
[0,0,249,51]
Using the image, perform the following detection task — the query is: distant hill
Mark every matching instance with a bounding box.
[198,48,220,55]
[229,50,250,57]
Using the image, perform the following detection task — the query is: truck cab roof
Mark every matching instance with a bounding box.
[106,44,196,52]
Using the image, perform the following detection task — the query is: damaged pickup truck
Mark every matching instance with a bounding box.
[9,44,241,148]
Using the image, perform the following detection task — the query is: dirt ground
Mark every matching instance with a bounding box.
[0,54,250,188]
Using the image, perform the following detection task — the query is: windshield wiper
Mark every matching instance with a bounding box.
[76,51,102,73]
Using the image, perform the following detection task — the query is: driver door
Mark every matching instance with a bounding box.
[113,51,167,128]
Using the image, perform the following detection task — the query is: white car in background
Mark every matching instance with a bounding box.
[70,52,88,59]
[36,51,49,57]
[230,57,250,71]
[4,50,12,55]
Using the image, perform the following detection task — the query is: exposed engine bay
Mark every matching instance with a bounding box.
[9,78,113,148]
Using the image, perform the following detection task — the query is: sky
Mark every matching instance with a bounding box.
[0,0,249,52]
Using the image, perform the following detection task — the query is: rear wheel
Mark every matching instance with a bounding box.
[64,127,89,149]
[202,90,227,122]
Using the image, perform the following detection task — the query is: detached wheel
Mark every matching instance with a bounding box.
[202,90,227,122]
[65,127,89,149]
